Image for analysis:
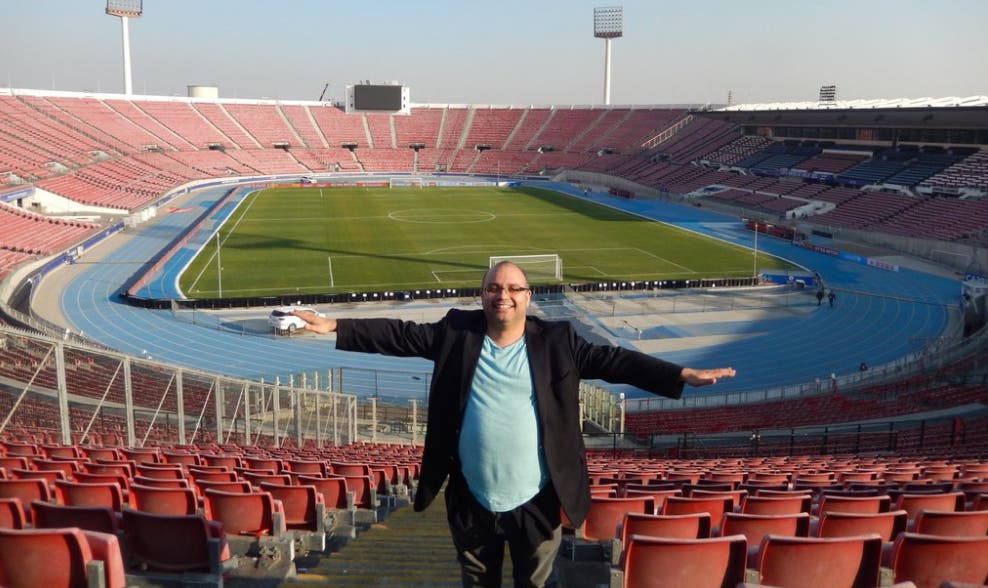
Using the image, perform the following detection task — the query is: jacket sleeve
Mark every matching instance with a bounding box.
[335,317,440,361]
[568,324,685,400]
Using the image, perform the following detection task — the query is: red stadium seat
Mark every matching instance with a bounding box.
[31,500,120,535]
[129,484,199,516]
[296,474,351,510]
[0,526,126,588]
[259,482,326,533]
[619,534,748,588]
[815,509,908,542]
[719,511,810,567]
[615,512,712,566]
[911,509,988,537]
[0,478,53,523]
[889,532,988,588]
[579,495,654,541]
[815,494,891,516]
[54,480,124,511]
[0,497,26,529]
[751,533,883,588]
[203,489,285,537]
[122,509,231,574]
[740,494,812,515]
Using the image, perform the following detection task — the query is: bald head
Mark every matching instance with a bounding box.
[482,261,530,289]
[480,261,531,343]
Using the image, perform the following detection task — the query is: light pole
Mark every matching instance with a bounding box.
[105,0,143,96]
[593,6,623,105]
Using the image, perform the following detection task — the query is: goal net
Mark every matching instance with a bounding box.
[489,254,563,282]
[389,177,425,188]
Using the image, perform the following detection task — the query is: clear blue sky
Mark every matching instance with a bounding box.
[3,0,986,106]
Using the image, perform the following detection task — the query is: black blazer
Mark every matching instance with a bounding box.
[336,308,685,526]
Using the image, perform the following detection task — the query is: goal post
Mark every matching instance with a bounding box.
[489,254,563,282]
[388,176,425,188]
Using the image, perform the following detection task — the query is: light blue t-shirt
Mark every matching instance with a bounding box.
[458,335,547,512]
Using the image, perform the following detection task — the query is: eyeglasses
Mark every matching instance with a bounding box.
[483,285,530,295]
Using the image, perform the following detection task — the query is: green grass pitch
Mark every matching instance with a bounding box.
[178,186,794,298]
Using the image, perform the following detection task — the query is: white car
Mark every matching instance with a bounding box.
[268,306,322,335]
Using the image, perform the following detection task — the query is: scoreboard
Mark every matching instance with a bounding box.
[345,83,410,114]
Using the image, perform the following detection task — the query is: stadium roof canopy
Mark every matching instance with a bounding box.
[720,96,988,112]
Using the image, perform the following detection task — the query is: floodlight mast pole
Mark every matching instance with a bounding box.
[120,17,133,95]
[106,0,143,96]
[593,6,623,106]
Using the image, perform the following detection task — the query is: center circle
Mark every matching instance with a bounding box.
[388,208,495,224]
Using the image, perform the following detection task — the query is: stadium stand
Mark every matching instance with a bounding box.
[2,87,988,587]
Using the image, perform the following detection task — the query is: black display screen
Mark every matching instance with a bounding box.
[353,85,402,111]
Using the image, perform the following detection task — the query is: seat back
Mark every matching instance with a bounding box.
[242,472,292,489]
[73,471,130,491]
[31,459,80,480]
[201,454,243,470]
[330,461,371,477]
[260,483,321,530]
[618,511,712,565]
[0,497,26,529]
[194,480,253,494]
[337,473,375,508]
[719,512,810,546]
[189,470,239,483]
[10,467,64,486]
[740,494,812,515]
[129,484,199,516]
[84,463,133,478]
[55,480,124,511]
[244,458,283,472]
[622,534,747,588]
[816,494,891,516]
[661,496,734,524]
[161,451,202,468]
[122,509,218,573]
[135,465,186,480]
[131,476,191,490]
[0,478,52,522]
[816,510,908,542]
[284,459,329,476]
[0,457,31,471]
[31,500,120,534]
[894,492,965,520]
[581,496,653,541]
[0,526,125,588]
[203,489,281,535]
[81,447,122,462]
[622,487,681,511]
[297,475,350,509]
[912,509,988,537]
[890,532,988,588]
[755,533,883,588]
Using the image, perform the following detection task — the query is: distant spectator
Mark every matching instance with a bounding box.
[859,362,868,372]
[816,289,824,306]
[828,290,836,307]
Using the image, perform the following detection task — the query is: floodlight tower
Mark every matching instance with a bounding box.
[593,6,623,105]
[105,0,143,95]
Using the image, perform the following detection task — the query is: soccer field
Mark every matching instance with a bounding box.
[178,186,793,298]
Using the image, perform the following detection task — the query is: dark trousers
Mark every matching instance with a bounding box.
[445,475,563,588]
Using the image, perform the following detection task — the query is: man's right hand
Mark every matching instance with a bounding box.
[292,310,337,334]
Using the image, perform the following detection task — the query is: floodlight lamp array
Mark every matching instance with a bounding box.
[106,0,143,18]
[593,6,623,38]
